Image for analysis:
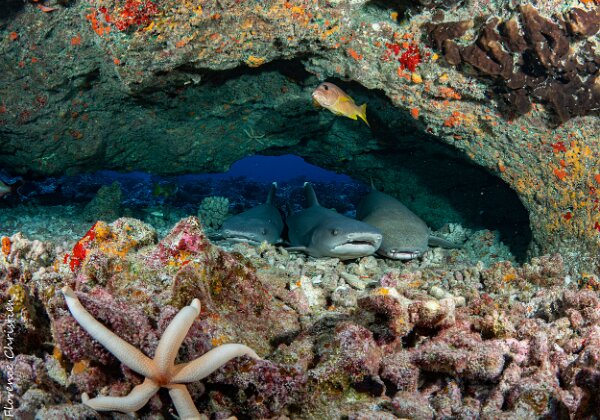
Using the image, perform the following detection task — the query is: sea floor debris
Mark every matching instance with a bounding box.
[1,216,599,418]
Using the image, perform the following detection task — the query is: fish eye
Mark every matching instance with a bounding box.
[323,85,329,90]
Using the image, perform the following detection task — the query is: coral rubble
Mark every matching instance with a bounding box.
[1,218,600,417]
[0,0,599,271]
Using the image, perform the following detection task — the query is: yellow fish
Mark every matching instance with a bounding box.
[312,82,369,127]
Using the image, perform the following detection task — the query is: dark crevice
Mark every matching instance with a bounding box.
[194,57,313,88]
[269,329,301,348]
[0,0,26,20]
[401,328,420,349]
[352,376,386,396]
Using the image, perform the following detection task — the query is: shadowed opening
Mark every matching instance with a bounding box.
[0,150,530,261]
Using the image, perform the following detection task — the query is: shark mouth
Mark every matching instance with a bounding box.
[221,231,262,244]
[380,249,423,260]
[331,233,382,256]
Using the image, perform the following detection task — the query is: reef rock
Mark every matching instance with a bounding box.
[82,181,123,223]
[0,1,599,271]
[2,221,600,417]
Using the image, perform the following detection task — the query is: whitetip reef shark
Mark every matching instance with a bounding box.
[286,182,383,260]
[357,187,460,260]
[219,182,284,244]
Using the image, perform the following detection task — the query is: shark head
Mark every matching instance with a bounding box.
[219,183,283,246]
[310,219,383,260]
[221,217,280,245]
[376,235,428,260]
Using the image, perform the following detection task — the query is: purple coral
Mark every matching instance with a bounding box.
[211,358,308,418]
[52,287,159,365]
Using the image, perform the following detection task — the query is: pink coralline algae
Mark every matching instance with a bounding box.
[321,322,383,385]
[4,216,600,418]
[411,325,507,381]
[380,352,419,392]
[212,358,308,418]
[51,287,159,365]
[149,216,209,266]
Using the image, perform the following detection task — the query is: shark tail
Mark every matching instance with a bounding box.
[2,179,24,198]
[358,104,370,127]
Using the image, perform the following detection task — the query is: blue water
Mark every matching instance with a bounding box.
[11,154,358,207]
[177,154,353,183]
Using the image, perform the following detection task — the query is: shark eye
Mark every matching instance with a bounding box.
[261,228,267,235]
[331,228,339,236]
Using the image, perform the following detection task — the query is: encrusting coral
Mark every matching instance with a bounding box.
[197,196,229,229]
[426,5,600,122]
[61,286,259,418]
[4,217,600,417]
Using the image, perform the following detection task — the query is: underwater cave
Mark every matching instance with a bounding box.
[0,61,531,260]
[1,141,531,262]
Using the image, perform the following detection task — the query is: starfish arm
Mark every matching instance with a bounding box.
[171,343,260,383]
[154,299,201,376]
[82,378,160,413]
[62,286,155,378]
[166,384,205,420]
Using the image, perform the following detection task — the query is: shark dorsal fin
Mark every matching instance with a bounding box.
[266,182,277,204]
[304,182,320,207]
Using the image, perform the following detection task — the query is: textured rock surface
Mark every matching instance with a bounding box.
[0,0,599,270]
[2,221,600,418]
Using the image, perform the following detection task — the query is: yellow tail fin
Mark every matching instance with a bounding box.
[358,103,370,127]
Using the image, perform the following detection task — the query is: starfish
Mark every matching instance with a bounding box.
[61,286,260,419]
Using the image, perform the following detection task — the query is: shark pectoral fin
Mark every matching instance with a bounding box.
[428,235,462,249]
[285,246,309,253]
